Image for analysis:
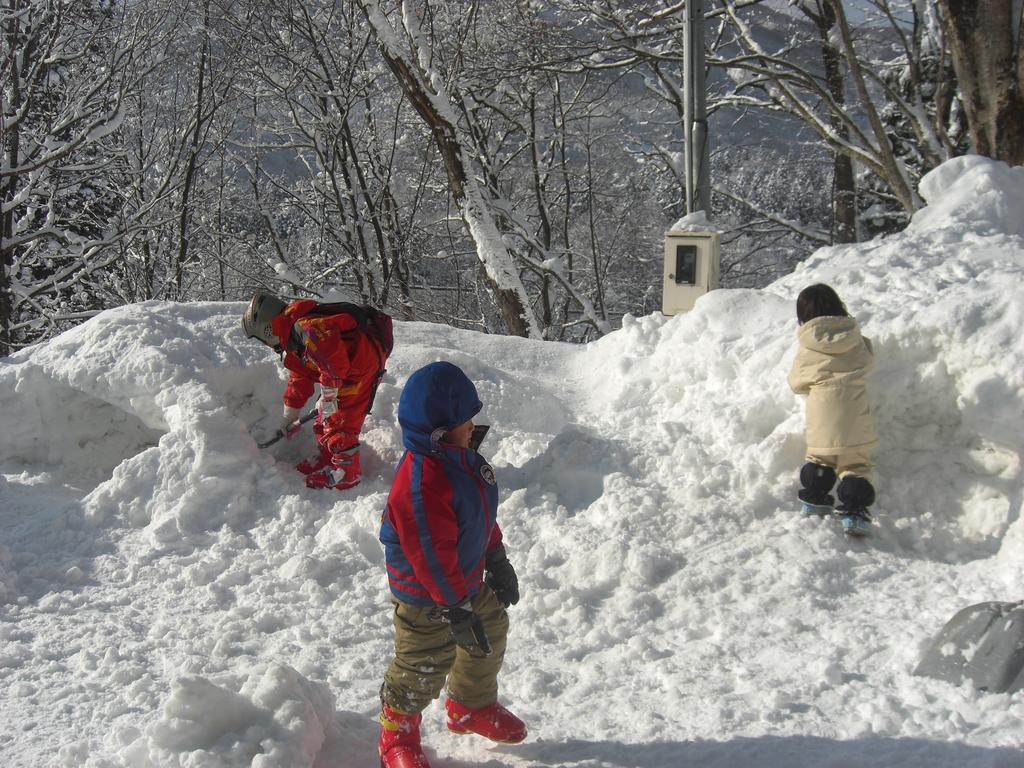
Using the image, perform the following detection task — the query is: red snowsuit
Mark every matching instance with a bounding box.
[269,300,389,453]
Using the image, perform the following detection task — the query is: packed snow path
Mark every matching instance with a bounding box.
[0,157,1022,767]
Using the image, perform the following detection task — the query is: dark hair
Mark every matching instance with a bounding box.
[796,284,849,325]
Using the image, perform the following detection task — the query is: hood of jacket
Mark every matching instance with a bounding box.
[798,316,865,356]
[398,361,482,455]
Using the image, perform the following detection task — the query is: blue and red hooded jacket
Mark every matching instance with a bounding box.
[380,362,502,607]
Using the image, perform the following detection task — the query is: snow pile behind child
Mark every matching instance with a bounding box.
[0,156,1021,768]
[575,155,1023,568]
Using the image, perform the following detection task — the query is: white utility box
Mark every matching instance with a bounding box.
[662,230,720,315]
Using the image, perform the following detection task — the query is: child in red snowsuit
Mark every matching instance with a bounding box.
[242,293,392,490]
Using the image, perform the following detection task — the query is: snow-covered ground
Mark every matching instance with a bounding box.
[1,156,1022,768]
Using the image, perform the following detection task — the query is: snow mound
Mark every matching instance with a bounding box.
[574,187,1023,567]
[1,157,1022,767]
[90,663,371,768]
[0,302,315,548]
[911,156,1024,239]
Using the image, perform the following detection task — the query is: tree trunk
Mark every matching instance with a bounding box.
[0,135,11,356]
[175,0,212,298]
[828,0,919,211]
[1,0,23,356]
[1,141,14,354]
[939,0,1024,165]
[809,1,857,243]
[423,92,534,337]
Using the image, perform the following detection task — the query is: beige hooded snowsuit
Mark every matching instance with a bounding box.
[788,316,878,478]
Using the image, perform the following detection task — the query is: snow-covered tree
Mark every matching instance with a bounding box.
[111,0,251,304]
[224,0,416,312]
[357,0,543,338]
[1,0,138,353]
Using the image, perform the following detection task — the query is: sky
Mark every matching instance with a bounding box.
[0,155,1022,768]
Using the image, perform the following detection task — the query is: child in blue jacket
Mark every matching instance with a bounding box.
[377,361,525,768]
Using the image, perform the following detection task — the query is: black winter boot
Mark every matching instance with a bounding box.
[798,463,836,516]
[836,475,875,536]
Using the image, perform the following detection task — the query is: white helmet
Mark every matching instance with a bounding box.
[241,292,287,349]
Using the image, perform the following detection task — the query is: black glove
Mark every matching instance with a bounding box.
[442,600,492,656]
[485,545,520,607]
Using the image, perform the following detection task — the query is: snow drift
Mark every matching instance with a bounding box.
[0,156,1021,768]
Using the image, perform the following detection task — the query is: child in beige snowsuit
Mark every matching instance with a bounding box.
[788,284,878,532]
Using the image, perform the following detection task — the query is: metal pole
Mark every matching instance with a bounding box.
[683,2,695,214]
[683,0,710,215]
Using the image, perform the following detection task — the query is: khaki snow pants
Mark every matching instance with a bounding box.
[806,449,873,480]
[381,584,508,713]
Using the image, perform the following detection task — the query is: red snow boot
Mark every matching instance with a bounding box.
[445,699,527,743]
[295,445,332,475]
[305,445,361,490]
[379,705,431,768]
